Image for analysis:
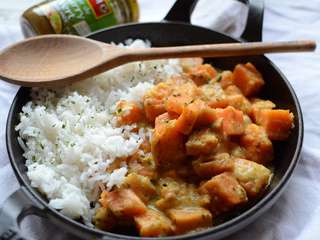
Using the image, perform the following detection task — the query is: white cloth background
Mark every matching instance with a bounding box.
[0,0,320,239]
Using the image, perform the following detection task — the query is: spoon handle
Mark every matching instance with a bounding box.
[124,40,316,61]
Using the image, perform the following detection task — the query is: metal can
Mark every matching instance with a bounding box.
[20,0,139,37]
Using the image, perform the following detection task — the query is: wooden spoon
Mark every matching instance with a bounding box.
[0,35,316,87]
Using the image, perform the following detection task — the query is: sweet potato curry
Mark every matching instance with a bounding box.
[94,59,294,237]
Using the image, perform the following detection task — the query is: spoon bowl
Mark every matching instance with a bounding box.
[0,35,316,87]
[0,35,128,86]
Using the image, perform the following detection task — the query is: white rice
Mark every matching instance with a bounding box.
[15,40,182,223]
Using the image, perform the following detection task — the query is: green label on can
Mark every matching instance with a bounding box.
[36,0,123,35]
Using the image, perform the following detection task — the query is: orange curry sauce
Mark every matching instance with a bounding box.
[94,59,294,237]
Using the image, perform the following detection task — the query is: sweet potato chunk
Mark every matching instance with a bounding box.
[253,109,294,140]
[93,207,116,231]
[224,85,242,95]
[166,95,190,115]
[155,178,210,210]
[230,144,247,158]
[201,83,228,108]
[99,191,110,208]
[186,128,218,155]
[128,160,157,180]
[193,153,234,177]
[144,99,166,123]
[225,94,252,114]
[167,207,212,234]
[199,172,247,214]
[143,82,172,121]
[186,64,217,86]
[100,189,146,217]
[175,100,205,135]
[251,98,276,110]
[115,100,143,125]
[250,98,276,119]
[151,113,185,167]
[134,208,173,237]
[216,106,245,136]
[166,82,202,115]
[220,70,234,89]
[233,62,265,96]
[233,158,272,197]
[240,124,273,164]
[124,173,156,203]
[196,107,218,126]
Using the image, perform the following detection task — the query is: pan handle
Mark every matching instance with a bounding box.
[239,0,264,42]
[164,0,199,23]
[164,0,264,42]
[0,187,44,240]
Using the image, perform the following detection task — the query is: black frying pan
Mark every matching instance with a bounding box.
[0,0,303,239]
